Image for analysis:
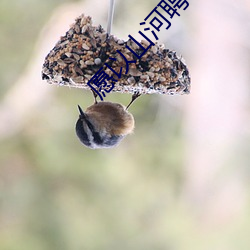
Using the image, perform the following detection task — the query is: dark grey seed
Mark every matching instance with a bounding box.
[74,66,84,75]
[42,73,50,80]
[63,58,75,64]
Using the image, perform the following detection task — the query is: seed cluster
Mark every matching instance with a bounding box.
[42,14,190,95]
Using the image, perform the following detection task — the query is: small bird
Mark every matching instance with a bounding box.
[75,92,140,149]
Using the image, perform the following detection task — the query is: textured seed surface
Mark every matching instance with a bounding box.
[42,14,191,95]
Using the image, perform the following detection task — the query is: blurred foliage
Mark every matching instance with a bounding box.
[0,0,72,98]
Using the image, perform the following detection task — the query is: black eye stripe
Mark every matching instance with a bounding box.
[92,132,103,144]
[75,119,92,147]
[84,119,103,144]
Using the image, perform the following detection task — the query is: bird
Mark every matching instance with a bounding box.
[75,92,140,149]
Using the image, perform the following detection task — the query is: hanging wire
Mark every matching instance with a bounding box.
[107,0,115,34]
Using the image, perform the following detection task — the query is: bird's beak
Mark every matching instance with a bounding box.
[77,105,86,119]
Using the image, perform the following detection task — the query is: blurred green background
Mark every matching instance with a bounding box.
[1,0,250,249]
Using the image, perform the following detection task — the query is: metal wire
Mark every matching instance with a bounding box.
[107,0,115,34]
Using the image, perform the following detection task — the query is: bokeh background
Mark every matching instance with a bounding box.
[1,0,250,249]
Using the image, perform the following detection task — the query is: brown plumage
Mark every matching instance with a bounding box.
[75,101,134,149]
[85,102,134,136]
